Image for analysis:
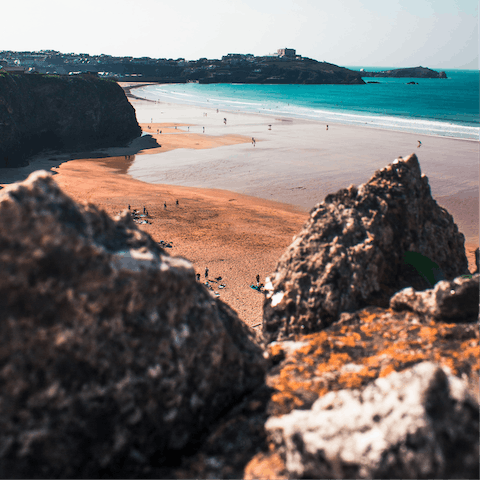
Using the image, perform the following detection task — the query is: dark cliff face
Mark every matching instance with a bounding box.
[0,74,142,168]
[360,66,447,78]
[196,59,365,85]
[108,58,365,85]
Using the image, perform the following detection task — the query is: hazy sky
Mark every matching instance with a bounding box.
[2,0,477,68]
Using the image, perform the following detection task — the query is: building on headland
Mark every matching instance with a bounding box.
[277,48,296,58]
[264,48,300,60]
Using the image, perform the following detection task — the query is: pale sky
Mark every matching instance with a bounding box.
[2,0,478,69]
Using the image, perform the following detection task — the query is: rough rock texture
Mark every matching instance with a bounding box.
[148,306,478,479]
[263,307,479,418]
[265,362,479,479]
[0,171,266,478]
[0,73,141,168]
[391,274,479,322]
[263,154,468,342]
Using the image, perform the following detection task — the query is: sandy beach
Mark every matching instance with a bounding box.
[0,83,477,326]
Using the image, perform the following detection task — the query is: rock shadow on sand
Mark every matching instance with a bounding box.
[0,133,160,186]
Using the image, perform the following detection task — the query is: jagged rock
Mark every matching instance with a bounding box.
[263,154,468,342]
[391,274,479,322]
[265,362,479,479]
[0,171,266,478]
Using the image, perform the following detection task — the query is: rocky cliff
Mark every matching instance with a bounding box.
[0,73,141,168]
[195,59,365,85]
[360,66,447,78]
[106,58,365,85]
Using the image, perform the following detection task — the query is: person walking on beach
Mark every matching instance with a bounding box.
[224,118,227,125]
[143,206,146,214]
[326,125,329,130]
[256,274,260,287]
[252,137,256,147]
[176,199,179,205]
[418,140,422,148]
[164,202,167,209]
[205,267,209,279]
[203,126,205,133]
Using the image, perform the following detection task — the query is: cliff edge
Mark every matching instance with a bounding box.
[0,73,141,168]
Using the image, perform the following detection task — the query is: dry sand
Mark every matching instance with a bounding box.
[0,84,477,327]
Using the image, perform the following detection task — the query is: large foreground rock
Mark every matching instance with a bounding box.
[0,171,266,478]
[265,362,479,479]
[263,154,468,342]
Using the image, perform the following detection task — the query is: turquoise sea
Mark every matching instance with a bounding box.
[134,68,479,140]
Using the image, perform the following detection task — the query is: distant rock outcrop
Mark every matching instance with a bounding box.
[0,171,266,478]
[265,362,479,479]
[360,66,447,78]
[0,74,141,168]
[195,59,365,85]
[263,154,468,343]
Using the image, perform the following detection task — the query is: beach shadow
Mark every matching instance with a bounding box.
[0,134,161,186]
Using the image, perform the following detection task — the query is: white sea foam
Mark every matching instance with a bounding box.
[133,85,479,140]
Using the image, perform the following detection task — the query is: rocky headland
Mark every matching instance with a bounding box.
[360,66,447,78]
[0,154,477,478]
[192,58,365,85]
[0,73,141,168]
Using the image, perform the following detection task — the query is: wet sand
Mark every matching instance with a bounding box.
[126,88,478,268]
[0,85,477,326]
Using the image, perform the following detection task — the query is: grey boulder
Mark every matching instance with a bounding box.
[266,362,479,479]
[390,274,479,322]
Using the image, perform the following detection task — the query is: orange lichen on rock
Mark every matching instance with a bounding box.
[337,366,376,389]
[266,306,479,417]
[244,451,288,480]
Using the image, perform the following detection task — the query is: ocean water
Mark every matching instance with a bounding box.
[133,68,479,140]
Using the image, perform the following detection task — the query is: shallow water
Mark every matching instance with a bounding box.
[133,69,479,140]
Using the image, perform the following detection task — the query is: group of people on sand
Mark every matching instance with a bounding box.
[128,204,149,217]
[128,200,180,214]
[195,268,264,293]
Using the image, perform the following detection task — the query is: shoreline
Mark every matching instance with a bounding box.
[129,82,480,142]
[0,88,477,326]
[124,93,478,249]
